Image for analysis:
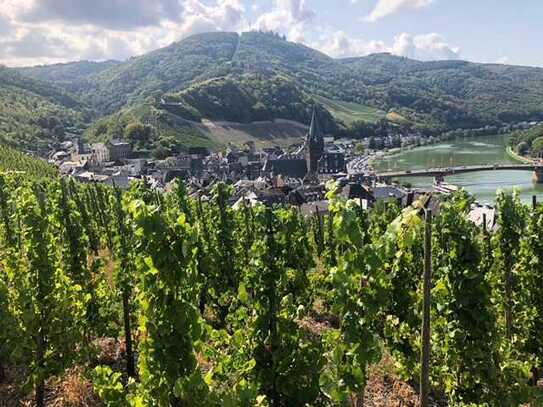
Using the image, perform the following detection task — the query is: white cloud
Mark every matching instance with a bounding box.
[0,0,244,66]
[317,30,460,61]
[18,0,184,30]
[3,30,74,58]
[0,0,461,67]
[180,0,243,33]
[318,31,387,57]
[365,0,433,22]
[253,0,315,42]
[411,33,461,60]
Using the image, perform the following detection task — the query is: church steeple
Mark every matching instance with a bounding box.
[307,107,323,144]
[304,107,325,183]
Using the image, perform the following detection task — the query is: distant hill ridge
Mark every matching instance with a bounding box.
[0,66,88,151]
[2,30,543,154]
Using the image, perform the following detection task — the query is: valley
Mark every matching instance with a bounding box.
[3,22,543,407]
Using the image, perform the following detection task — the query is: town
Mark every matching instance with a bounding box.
[47,109,409,209]
[46,108,512,230]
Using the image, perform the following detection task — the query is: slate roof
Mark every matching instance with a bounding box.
[341,184,375,201]
[372,186,406,201]
[263,159,307,178]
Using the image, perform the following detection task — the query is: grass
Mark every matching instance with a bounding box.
[506,145,535,164]
[314,95,385,125]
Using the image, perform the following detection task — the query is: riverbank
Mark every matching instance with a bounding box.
[506,145,535,164]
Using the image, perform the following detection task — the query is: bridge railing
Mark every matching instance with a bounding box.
[372,164,543,179]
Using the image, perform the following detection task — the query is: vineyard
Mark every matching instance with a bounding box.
[2,174,543,406]
[0,145,58,179]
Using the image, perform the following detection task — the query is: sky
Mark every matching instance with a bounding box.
[0,0,542,68]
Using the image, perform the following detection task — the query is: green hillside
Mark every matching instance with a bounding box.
[0,66,89,151]
[0,144,58,178]
[85,103,216,156]
[84,73,339,156]
[163,74,337,130]
[17,60,120,94]
[314,95,385,124]
[341,54,543,128]
[10,30,543,153]
[86,32,240,114]
[85,101,311,158]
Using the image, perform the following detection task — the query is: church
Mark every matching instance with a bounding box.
[304,108,346,181]
[263,108,346,182]
[304,109,325,182]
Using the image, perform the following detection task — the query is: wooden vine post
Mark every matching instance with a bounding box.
[420,209,432,407]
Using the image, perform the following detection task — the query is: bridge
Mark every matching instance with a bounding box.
[375,163,543,183]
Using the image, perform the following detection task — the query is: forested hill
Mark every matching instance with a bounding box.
[17,60,120,94]
[19,32,242,114]
[0,66,89,151]
[18,31,543,129]
[340,54,543,128]
[6,30,543,153]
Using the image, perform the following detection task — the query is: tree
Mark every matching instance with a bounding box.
[531,136,543,156]
[355,143,365,154]
[125,122,150,144]
[517,141,529,155]
[152,145,170,159]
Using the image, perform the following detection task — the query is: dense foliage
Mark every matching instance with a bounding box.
[163,74,337,131]
[508,125,543,157]
[84,104,217,156]
[17,60,120,93]
[2,176,543,406]
[83,74,338,156]
[0,67,89,151]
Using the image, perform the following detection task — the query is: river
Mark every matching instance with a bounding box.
[374,134,543,204]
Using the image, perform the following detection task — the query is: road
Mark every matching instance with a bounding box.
[347,155,372,174]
